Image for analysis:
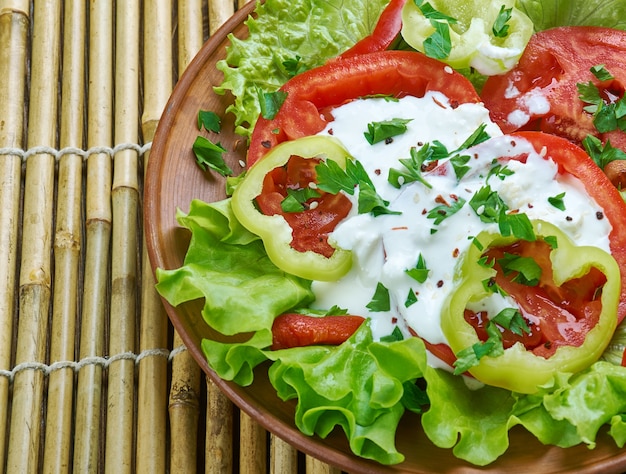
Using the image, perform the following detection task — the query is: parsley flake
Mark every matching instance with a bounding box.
[492,5,512,38]
[583,135,626,169]
[316,159,399,216]
[498,253,542,286]
[491,308,530,337]
[591,64,614,82]
[405,289,418,308]
[548,192,566,211]
[192,136,232,176]
[405,253,429,283]
[364,118,413,145]
[366,282,391,312]
[427,196,466,226]
[258,89,288,120]
[197,110,221,133]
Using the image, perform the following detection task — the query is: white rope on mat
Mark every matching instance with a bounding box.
[0,345,190,384]
[0,142,153,162]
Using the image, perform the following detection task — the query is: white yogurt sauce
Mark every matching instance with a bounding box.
[310,93,612,364]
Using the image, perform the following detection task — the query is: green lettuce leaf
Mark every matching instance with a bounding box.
[515,0,626,31]
[214,0,390,138]
[267,321,427,465]
[155,198,315,337]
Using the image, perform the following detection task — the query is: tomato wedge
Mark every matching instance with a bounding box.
[247,50,481,167]
[481,27,626,147]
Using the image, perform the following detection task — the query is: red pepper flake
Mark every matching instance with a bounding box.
[566,216,573,221]
[596,211,604,220]
[452,248,460,258]
[434,194,449,206]
[432,97,447,109]
[392,226,409,230]
[437,280,444,288]
[385,137,394,145]
[328,128,334,135]
[422,208,427,215]
[374,169,382,176]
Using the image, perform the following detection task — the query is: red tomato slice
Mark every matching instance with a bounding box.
[271,313,366,350]
[481,27,626,147]
[338,0,407,59]
[247,50,481,167]
[255,155,352,257]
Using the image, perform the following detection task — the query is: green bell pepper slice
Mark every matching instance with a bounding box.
[231,135,353,281]
[441,220,620,394]
[401,0,534,75]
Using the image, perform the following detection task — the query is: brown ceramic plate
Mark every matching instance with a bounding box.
[144,3,626,472]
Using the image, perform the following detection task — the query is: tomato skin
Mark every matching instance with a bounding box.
[338,0,407,59]
[481,27,626,148]
[271,313,366,350]
[247,50,481,167]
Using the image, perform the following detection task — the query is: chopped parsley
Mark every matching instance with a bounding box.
[453,308,530,375]
[280,187,321,213]
[405,253,430,283]
[192,136,232,176]
[380,326,405,342]
[469,185,536,241]
[414,0,457,59]
[366,282,391,312]
[282,55,308,78]
[498,253,542,286]
[197,110,221,133]
[388,124,491,188]
[364,118,413,145]
[405,289,418,307]
[578,66,626,133]
[582,134,626,169]
[547,192,566,211]
[258,89,288,119]
[491,308,530,337]
[591,64,614,82]
[316,158,400,217]
[492,5,513,38]
[427,196,467,226]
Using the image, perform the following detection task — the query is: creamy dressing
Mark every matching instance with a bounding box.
[310,93,612,365]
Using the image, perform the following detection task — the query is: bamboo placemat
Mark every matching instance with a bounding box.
[0,1,342,472]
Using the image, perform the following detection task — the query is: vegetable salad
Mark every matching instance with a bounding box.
[156,0,626,467]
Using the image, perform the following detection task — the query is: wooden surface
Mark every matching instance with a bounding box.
[0,1,342,472]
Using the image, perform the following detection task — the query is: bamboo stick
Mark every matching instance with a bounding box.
[239,411,267,473]
[104,0,141,471]
[306,455,343,474]
[270,434,298,473]
[41,2,86,473]
[168,1,204,472]
[208,0,234,35]
[6,1,61,472]
[0,0,29,469]
[73,0,114,471]
[135,1,172,473]
[206,377,234,473]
